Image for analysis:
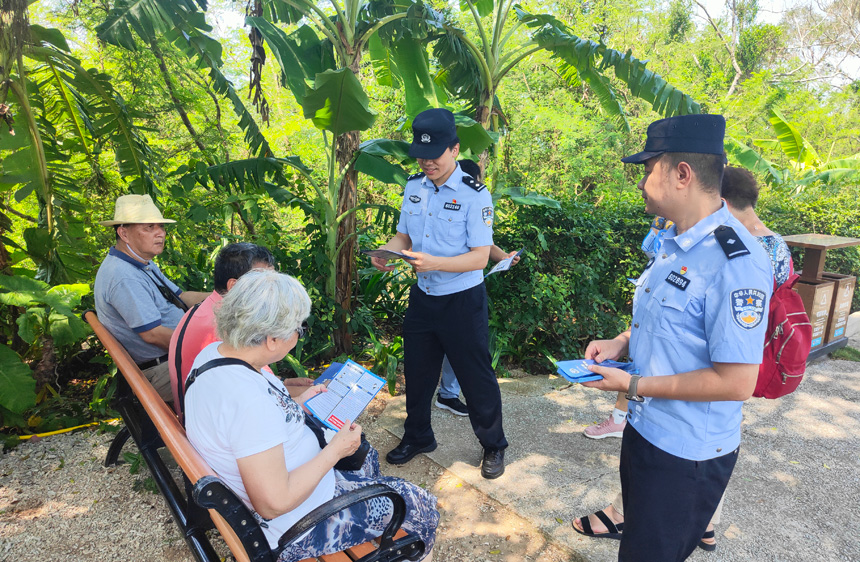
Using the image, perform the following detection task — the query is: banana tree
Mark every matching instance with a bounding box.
[726,108,860,192]
[378,2,700,176]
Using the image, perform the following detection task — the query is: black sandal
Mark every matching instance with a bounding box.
[698,529,717,552]
[572,509,624,540]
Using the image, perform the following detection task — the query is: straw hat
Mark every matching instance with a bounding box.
[99,195,176,226]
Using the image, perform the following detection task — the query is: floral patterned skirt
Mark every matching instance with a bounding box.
[276,447,439,562]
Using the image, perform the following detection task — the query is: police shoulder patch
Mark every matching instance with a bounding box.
[407,172,426,181]
[730,288,766,330]
[463,176,486,191]
[714,225,750,260]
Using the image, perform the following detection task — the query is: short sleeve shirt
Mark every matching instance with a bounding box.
[185,342,336,550]
[396,163,494,296]
[628,204,773,461]
[94,247,185,363]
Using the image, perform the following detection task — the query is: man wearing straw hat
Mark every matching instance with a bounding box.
[95,195,207,402]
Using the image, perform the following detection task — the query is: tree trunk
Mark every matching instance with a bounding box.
[475,91,494,179]
[33,333,56,391]
[332,57,362,355]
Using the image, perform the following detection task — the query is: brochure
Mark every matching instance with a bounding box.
[304,360,386,430]
[361,249,416,261]
[555,359,640,384]
[485,247,524,277]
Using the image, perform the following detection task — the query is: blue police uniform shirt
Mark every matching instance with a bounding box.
[396,163,494,296]
[628,203,773,461]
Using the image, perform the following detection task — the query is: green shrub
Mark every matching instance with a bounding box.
[758,184,860,311]
[488,189,648,369]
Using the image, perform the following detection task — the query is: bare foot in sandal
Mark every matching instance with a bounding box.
[571,504,625,540]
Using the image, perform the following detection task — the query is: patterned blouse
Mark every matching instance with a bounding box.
[756,233,792,288]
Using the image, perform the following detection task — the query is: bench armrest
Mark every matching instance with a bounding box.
[193,475,276,562]
[277,483,425,562]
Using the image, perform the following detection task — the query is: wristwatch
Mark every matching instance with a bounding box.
[625,375,645,402]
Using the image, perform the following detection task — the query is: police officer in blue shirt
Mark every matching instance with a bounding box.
[580,115,773,561]
[371,108,508,479]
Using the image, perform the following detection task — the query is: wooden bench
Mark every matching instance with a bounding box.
[83,310,425,562]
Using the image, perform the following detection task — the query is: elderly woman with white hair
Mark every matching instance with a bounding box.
[185,269,438,561]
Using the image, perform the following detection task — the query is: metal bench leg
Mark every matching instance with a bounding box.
[105,425,131,467]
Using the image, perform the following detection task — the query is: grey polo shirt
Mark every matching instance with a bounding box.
[94,247,185,363]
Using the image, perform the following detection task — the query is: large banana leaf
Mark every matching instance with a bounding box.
[369,32,401,88]
[767,108,820,168]
[354,139,413,186]
[301,69,377,135]
[725,136,783,184]
[95,0,209,51]
[432,28,486,112]
[0,344,36,415]
[390,37,447,117]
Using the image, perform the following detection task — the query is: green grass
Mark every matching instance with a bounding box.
[831,346,860,362]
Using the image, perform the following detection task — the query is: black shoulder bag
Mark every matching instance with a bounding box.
[185,357,369,471]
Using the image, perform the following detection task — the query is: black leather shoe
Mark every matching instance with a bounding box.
[481,448,505,479]
[386,440,437,465]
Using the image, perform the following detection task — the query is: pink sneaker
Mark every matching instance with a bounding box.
[583,416,626,439]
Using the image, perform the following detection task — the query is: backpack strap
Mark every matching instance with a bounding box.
[185,357,257,393]
[174,302,202,418]
[713,225,750,260]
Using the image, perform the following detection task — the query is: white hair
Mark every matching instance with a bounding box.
[214,269,311,349]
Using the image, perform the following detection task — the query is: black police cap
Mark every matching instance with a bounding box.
[621,114,726,164]
[408,108,459,159]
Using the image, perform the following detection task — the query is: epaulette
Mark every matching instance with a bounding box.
[407,172,426,181]
[714,225,750,260]
[463,175,486,192]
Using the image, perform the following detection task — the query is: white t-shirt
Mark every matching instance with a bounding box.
[185,342,336,549]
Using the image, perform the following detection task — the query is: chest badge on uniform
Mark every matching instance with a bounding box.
[482,207,494,227]
[665,271,690,291]
[444,202,461,211]
[409,195,421,203]
[731,289,766,330]
[679,266,688,275]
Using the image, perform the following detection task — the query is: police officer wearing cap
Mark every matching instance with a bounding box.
[371,108,508,479]
[577,115,773,560]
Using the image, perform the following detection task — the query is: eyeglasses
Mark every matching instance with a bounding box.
[295,321,309,338]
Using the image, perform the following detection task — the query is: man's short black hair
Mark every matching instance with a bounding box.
[459,158,482,181]
[213,243,275,294]
[660,152,725,194]
[720,166,759,210]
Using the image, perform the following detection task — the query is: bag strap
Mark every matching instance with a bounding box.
[144,268,189,312]
[174,303,202,417]
[183,356,327,448]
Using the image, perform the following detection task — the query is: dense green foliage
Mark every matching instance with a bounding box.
[1,0,859,438]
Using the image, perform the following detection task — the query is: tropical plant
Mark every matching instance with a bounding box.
[378,1,702,176]
[727,108,860,191]
[0,274,90,432]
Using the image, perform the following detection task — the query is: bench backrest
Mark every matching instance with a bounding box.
[83,311,253,562]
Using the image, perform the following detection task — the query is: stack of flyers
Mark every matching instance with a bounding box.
[555,359,640,384]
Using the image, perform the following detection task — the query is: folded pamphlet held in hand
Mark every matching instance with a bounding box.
[361,248,416,261]
[304,360,386,430]
[555,359,639,384]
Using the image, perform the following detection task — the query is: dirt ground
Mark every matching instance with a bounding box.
[359,379,579,562]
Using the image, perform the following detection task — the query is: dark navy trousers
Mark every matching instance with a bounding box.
[619,424,737,562]
[401,283,507,451]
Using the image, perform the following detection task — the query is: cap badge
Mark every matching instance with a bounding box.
[421,134,431,143]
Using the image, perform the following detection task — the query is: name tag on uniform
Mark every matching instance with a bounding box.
[665,271,690,291]
[443,202,461,211]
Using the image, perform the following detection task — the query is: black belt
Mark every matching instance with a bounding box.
[137,354,169,370]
